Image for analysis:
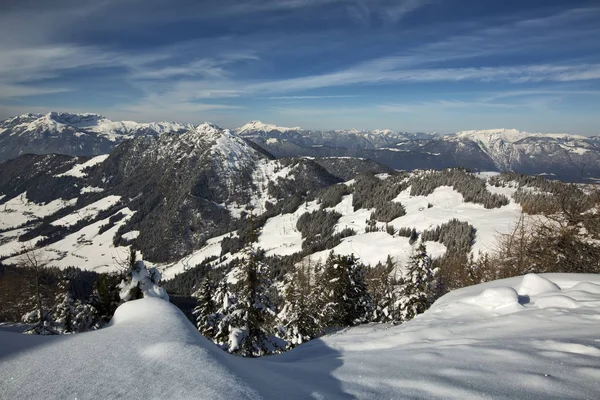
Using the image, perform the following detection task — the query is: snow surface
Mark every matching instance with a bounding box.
[0,193,77,230]
[161,232,236,281]
[51,195,121,227]
[237,120,301,134]
[55,154,109,178]
[390,185,522,255]
[258,200,320,257]
[1,273,599,399]
[3,207,136,272]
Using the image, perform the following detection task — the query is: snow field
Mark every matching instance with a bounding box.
[55,154,109,178]
[1,273,599,399]
[160,232,237,281]
[0,193,77,230]
[51,195,121,227]
[4,207,136,272]
[390,185,522,255]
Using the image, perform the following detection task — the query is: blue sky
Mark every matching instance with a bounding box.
[1,0,599,134]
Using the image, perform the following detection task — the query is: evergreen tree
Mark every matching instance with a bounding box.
[367,258,398,323]
[278,264,319,347]
[90,272,122,325]
[318,252,372,328]
[227,249,283,357]
[52,289,99,334]
[193,276,218,339]
[118,255,169,302]
[397,243,440,321]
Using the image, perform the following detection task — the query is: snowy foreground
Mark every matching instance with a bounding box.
[1,274,600,399]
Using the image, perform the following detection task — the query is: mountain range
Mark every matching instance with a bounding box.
[1,112,599,181]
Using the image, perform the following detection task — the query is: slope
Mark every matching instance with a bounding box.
[1,273,599,399]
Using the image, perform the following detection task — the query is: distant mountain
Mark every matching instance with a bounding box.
[0,112,189,163]
[2,112,599,182]
[237,123,600,182]
[235,122,437,150]
[236,120,302,134]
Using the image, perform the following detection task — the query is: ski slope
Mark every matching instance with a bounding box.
[1,273,599,399]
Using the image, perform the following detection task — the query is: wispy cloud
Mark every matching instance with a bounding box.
[264,95,360,100]
[246,63,600,94]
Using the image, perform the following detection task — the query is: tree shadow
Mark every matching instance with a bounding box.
[237,338,355,399]
[0,330,67,362]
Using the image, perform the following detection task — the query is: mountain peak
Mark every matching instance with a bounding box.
[453,128,586,143]
[237,120,301,134]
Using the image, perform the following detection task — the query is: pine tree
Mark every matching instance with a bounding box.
[397,243,440,321]
[367,259,397,323]
[278,264,319,347]
[318,252,372,328]
[227,249,282,357]
[193,276,218,339]
[52,289,99,334]
[90,272,122,325]
[212,278,235,348]
[118,256,168,302]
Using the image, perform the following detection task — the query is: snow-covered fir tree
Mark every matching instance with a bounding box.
[278,264,319,348]
[193,275,219,339]
[212,278,235,347]
[397,243,441,321]
[226,249,284,357]
[317,252,372,328]
[367,256,399,323]
[23,281,100,335]
[52,289,100,334]
[118,254,169,302]
[22,308,56,335]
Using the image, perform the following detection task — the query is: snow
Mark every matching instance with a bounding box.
[121,230,140,241]
[161,232,236,281]
[0,193,77,230]
[226,159,295,218]
[306,230,446,270]
[453,128,588,143]
[567,146,591,155]
[55,154,109,178]
[1,273,599,399]
[237,120,301,134]
[80,186,104,194]
[258,201,320,257]
[3,207,136,272]
[4,112,189,142]
[51,195,121,227]
[390,185,522,255]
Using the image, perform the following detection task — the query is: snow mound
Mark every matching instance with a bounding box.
[534,294,580,309]
[2,274,600,399]
[461,287,522,312]
[518,273,561,296]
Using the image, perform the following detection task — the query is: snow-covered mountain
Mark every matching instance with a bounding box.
[443,128,597,172]
[239,124,600,182]
[236,122,436,151]
[0,122,390,267]
[2,273,599,399]
[236,120,302,134]
[3,111,599,181]
[0,112,190,163]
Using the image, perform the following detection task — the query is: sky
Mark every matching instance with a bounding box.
[1,0,599,134]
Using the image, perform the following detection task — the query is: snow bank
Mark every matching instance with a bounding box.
[1,273,599,399]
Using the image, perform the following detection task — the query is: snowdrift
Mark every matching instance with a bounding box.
[1,273,600,399]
